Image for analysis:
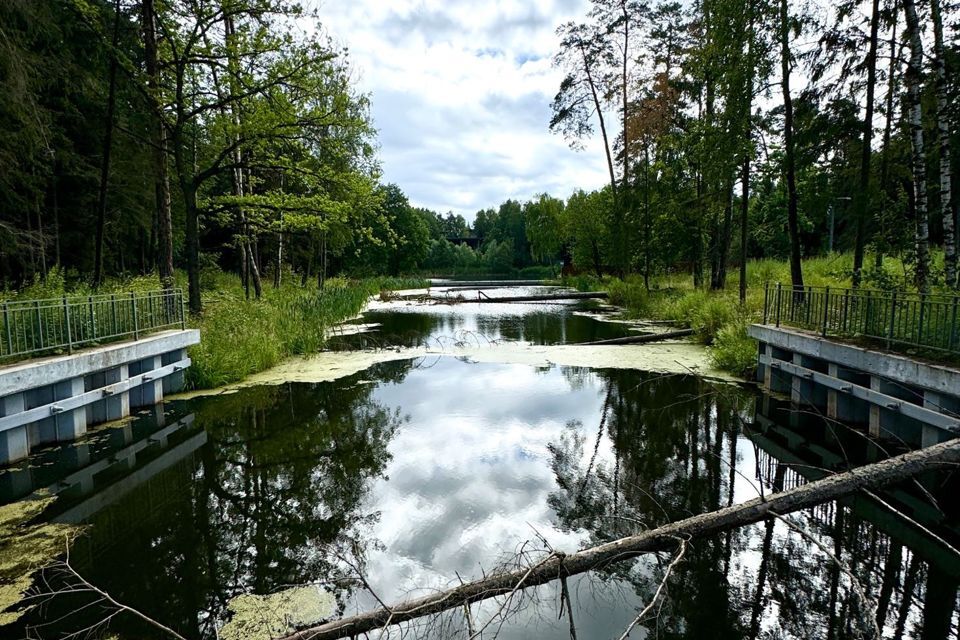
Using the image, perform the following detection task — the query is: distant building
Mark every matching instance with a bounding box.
[447,236,481,250]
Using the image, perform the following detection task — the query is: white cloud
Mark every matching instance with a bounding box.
[307,0,609,221]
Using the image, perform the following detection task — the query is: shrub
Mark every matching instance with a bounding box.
[711,321,757,377]
[607,279,650,317]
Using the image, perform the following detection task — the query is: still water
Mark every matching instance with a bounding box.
[1,287,958,639]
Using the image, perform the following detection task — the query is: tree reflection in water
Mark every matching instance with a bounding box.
[17,361,414,640]
[547,369,959,640]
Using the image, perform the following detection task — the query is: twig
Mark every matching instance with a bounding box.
[615,539,687,640]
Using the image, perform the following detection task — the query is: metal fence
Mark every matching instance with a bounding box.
[1,289,186,363]
[762,283,960,356]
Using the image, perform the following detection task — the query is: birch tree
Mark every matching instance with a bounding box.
[901,0,930,292]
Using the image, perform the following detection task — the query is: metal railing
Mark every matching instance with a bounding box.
[1,289,186,363]
[762,283,960,356]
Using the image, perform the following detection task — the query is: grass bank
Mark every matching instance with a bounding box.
[186,272,426,389]
[3,267,426,390]
[564,254,925,379]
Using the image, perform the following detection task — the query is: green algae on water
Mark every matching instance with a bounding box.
[0,497,78,626]
[219,585,335,640]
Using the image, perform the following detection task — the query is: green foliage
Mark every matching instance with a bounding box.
[187,273,426,389]
[524,194,566,262]
[710,320,757,377]
[606,279,651,316]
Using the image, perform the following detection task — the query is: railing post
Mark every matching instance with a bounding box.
[950,296,959,354]
[131,291,139,340]
[34,300,42,351]
[762,283,770,324]
[179,289,186,329]
[887,290,897,349]
[2,301,11,356]
[917,293,927,347]
[88,295,95,341]
[775,283,782,327]
[821,286,830,337]
[63,296,73,354]
[865,290,873,336]
[841,289,850,334]
[111,294,118,336]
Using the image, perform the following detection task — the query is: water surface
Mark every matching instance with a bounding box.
[1,291,957,639]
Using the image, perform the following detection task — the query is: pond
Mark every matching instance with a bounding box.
[1,285,958,639]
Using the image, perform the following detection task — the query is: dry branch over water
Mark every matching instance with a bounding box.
[276,438,960,640]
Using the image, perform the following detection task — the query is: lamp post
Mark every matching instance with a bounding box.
[828,196,853,253]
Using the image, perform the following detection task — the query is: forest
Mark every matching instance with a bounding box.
[0,0,957,308]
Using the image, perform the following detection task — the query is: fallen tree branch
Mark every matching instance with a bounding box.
[277,438,960,640]
[432,280,547,289]
[616,538,687,640]
[577,329,695,346]
[430,291,609,304]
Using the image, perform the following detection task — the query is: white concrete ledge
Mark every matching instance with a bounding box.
[0,330,199,397]
[748,324,960,395]
[0,329,200,465]
[0,358,190,434]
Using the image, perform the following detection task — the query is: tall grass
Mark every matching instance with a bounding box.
[563,253,931,379]
[187,274,425,389]
[1,266,425,389]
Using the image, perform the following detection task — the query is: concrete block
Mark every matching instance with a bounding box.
[162,349,187,394]
[0,392,24,417]
[90,365,129,423]
[54,377,87,442]
[0,425,28,465]
[791,353,827,409]
[131,356,163,409]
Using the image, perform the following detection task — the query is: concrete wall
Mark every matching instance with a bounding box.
[0,329,199,465]
[749,324,960,448]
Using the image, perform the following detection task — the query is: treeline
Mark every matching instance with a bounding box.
[0,0,419,310]
[547,0,959,296]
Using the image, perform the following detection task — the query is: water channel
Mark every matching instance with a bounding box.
[1,285,958,639]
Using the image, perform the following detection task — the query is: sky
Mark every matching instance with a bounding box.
[310,0,610,222]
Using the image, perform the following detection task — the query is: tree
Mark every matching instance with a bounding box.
[901,0,930,291]
[779,0,804,291]
[551,21,618,197]
[930,0,955,287]
[140,0,174,291]
[564,189,613,276]
[524,194,566,263]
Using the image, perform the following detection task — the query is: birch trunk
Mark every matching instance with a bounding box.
[931,0,955,287]
[902,0,931,292]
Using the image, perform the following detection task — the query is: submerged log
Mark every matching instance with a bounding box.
[578,329,694,345]
[430,291,608,304]
[277,438,960,640]
[431,280,547,289]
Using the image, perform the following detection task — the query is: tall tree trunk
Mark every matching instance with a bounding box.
[740,1,755,305]
[223,12,262,300]
[780,0,804,291]
[931,0,955,288]
[877,7,900,270]
[740,156,750,303]
[617,0,631,278]
[142,0,174,291]
[579,42,618,200]
[185,180,201,313]
[716,178,734,288]
[94,0,122,288]
[643,146,651,291]
[852,0,882,287]
[902,0,931,292]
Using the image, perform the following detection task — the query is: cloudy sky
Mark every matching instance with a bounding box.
[311,0,609,221]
